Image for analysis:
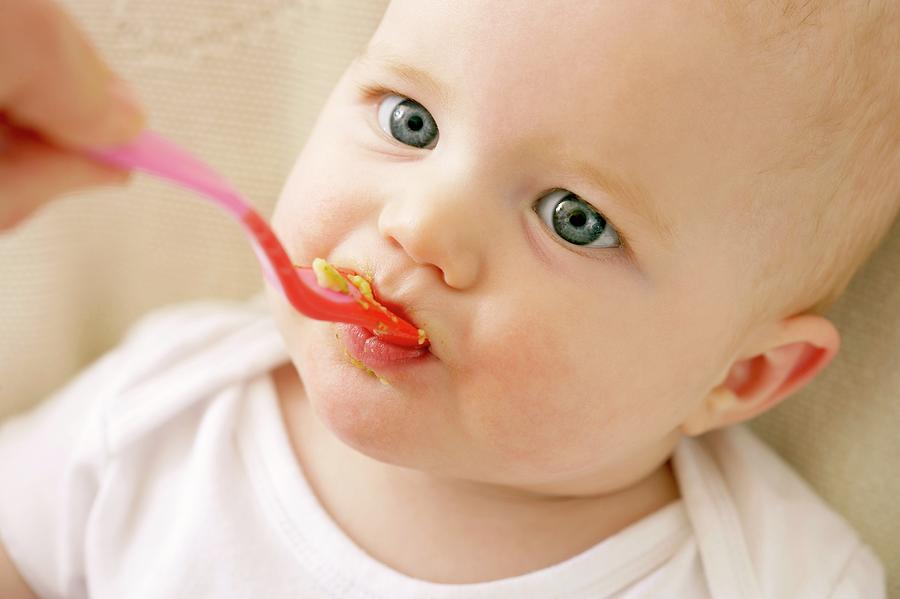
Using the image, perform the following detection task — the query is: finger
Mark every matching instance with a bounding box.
[0,126,130,231]
[0,0,145,149]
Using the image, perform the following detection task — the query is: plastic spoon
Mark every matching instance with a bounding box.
[85,130,427,348]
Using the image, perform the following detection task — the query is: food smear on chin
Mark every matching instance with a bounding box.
[342,347,390,386]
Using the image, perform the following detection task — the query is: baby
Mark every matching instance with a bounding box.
[1,1,898,597]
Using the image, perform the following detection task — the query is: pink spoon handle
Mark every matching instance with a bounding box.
[87,130,245,216]
[85,130,427,348]
[85,130,358,318]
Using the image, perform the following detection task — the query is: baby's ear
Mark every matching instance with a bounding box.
[680,314,841,437]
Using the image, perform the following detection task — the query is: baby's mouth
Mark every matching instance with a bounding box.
[338,321,429,367]
[315,261,436,373]
[305,258,429,348]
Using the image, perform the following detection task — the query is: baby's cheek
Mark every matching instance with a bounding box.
[460,320,624,477]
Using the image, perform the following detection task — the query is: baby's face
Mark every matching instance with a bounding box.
[268,1,815,490]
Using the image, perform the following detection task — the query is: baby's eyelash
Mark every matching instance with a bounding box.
[354,81,397,104]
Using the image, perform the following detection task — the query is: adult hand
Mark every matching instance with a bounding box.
[0,0,145,231]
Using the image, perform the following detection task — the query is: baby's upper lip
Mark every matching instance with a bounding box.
[373,291,434,347]
[331,262,415,324]
[372,301,438,363]
[374,294,419,330]
[336,264,436,353]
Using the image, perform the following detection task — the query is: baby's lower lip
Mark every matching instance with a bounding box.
[337,323,430,370]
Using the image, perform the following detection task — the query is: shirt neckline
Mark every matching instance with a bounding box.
[238,369,692,598]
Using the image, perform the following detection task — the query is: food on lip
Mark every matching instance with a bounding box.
[334,329,391,385]
[312,258,350,294]
[348,274,374,302]
[312,257,429,346]
[347,273,400,326]
[344,349,391,385]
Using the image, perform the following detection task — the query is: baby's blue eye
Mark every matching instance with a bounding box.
[534,190,620,248]
[377,94,439,149]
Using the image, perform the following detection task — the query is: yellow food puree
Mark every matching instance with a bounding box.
[312,258,350,294]
[347,274,374,302]
[346,351,391,386]
[313,257,429,346]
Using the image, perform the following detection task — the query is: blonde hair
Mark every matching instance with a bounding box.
[725,0,900,324]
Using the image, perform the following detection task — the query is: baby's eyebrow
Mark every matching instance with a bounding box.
[354,44,452,108]
[564,156,675,245]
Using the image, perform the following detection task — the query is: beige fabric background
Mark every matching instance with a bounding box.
[1,0,897,594]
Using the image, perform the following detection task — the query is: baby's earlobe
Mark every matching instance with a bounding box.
[679,387,736,437]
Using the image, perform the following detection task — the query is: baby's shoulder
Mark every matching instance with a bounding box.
[683,426,885,596]
[98,298,287,454]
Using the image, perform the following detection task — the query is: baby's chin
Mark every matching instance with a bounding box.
[303,359,461,473]
[265,286,458,470]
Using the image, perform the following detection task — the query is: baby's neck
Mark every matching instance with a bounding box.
[273,364,681,584]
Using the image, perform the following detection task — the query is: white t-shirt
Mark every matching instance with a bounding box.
[0,300,885,599]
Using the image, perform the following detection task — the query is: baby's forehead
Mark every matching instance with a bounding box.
[369,2,820,186]
[373,2,829,107]
[719,0,838,37]
[376,4,731,105]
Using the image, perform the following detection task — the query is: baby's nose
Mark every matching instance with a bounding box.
[377,192,482,289]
